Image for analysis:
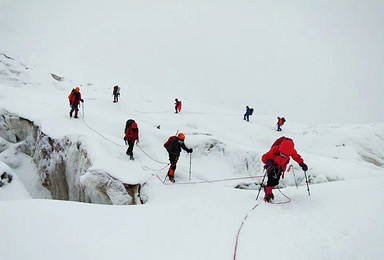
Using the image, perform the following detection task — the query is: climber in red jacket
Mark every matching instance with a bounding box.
[261,136,308,203]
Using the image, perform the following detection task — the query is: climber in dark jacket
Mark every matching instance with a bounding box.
[164,133,193,183]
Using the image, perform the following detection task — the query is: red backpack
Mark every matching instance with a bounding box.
[272,136,291,148]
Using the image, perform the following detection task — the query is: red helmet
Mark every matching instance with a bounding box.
[279,139,294,156]
[75,87,80,92]
[177,133,185,140]
[131,122,138,129]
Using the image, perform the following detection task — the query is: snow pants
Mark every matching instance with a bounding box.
[70,103,79,117]
[168,154,179,176]
[126,140,135,156]
[266,167,282,187]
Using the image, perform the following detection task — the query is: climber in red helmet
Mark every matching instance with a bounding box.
[261,136,308,203]
[163,133,193,183]
[68,87,84,118]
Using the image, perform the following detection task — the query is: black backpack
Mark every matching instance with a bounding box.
[249,108,254,115]
[164,136,177,149]
[125,119,135,133]
[282,117,286,124]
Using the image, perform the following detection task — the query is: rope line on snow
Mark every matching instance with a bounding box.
[136,144,169,165]
[155,174,264,185]
[78,110,126,147]
[233,189,291,259]
[233,203,259,260]
[142,165,170,172]
[275,187,292,204]
[78,110,170,164]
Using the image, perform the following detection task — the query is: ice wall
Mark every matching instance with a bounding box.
[0,112,142,204]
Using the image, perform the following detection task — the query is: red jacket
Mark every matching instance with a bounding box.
[262,137,304,172]
[125,123,139,140]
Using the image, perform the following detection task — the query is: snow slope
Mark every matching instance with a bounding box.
[1,1,384,260]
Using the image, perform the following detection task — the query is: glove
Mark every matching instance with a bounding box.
[81,99,84,102]
[188,148,193,153]
[264,160,274,169]
[299,162,308,171]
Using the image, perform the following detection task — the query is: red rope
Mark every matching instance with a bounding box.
[155,173,291,205]
[274,187,292,204]
[233,189,291,259]
[233,204,259,260]
[156,174,263,185]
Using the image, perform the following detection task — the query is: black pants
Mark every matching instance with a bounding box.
[70,104,79,116]
[266,167,283,186]
[126,140,135,156]
[168,154,179,175]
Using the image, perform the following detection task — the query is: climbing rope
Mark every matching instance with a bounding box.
[78,110,170,165]
[155,174,264,185]
[233,203,259,260]
[136,144,169,165]
[233,188,291,259]
[142,164,170,172]
[275,186,292,204]
[78,110,125,147]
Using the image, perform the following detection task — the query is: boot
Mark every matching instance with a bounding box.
[168,174,175,183]
[264,194,274,203]
[264,186,275,203]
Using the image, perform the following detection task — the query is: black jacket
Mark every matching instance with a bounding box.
[166,137,190,156]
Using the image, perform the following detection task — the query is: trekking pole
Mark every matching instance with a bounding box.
[304,171,310,196]
[292,167,298,189]
[256,169,267,200]
[189,153,192,181]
